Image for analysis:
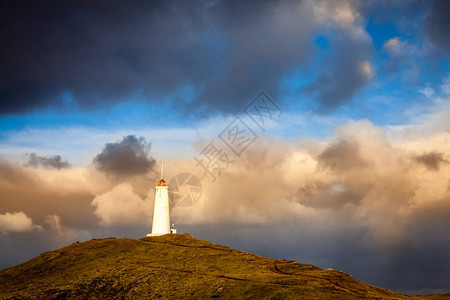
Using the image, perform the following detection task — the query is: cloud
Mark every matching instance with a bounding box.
[419,84,435,98]
[0,157,98,230]
[44,214,63,235]
[380,37,420,80]
[303,1,373,109]
[303,55,373,109]
[91,182,152,226]
[358,60,373,79]
[424,0,450,50]
[2,117,450,243]
[318,139,368,170]
[25,153,71,169]
[441,76,450,95]
[0,211,42,234]
[194,0,318,113]
[170,118,450,251]
[93,135,156,177]
[386,80,450,141]
[0,0,381,115]
[314,0,363,31]
[0,116,450,293]
[0,1,219,115]
[384,37,400,48]
[414,152,448,170]
[382,37,410,57]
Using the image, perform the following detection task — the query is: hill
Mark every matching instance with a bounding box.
[0,233,448,299]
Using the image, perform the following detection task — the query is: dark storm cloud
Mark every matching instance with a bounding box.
[0,0,217,115]
[194,0,316,112]
[381,202,450,295]
[0,0,376,115]
[304,32,373,109]
[93,135,155,176]
[424,0,450,49]
[25,153,71,169]
[414,152,448,170]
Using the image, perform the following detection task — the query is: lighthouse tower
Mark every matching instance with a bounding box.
[147,160,171,236]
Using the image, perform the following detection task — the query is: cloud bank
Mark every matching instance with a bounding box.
[173,119,450,246]
[1,119,449,241]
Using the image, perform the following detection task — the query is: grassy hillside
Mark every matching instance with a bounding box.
[0,233,447,299]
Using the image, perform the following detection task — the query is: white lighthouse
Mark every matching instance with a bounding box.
[147,160,171,236]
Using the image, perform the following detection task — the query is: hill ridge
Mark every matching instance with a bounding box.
[0,233,447,299]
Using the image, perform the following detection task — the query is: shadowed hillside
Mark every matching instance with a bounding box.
[0,233,448,299]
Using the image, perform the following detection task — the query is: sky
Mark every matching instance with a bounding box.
[0,0,449,296]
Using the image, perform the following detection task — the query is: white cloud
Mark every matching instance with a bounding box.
[314,0,360,28]
[441,77,450,95]
[91,183,153,226]
[313,0,367,40]
[0,211,42,234]
[382,37,409,55]
[359,60,373,78]
[385,37,400,48]
[419,85,435,98]
[45,214,63,235]
[387,87,450,141]
[382,37,420,71]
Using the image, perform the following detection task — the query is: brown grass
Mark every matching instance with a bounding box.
[0,233,446,299]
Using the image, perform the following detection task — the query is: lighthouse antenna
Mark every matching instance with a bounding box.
[161,159,164,180]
